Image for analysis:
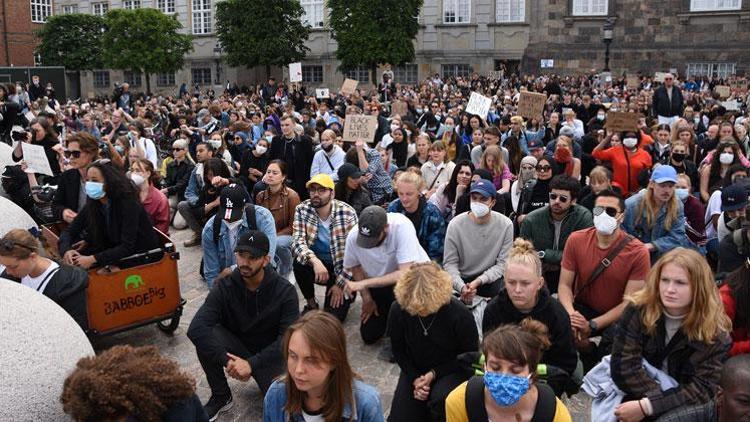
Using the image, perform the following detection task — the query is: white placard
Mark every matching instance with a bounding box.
[540,59,554,69]
[21,143,53,176]
[722,100,740,111]
[24,111,35,122]
[315,88,330,99]
[289,62,302,83]
[45,105,55,115]
[465,92,492,118]
[654,72,669,83]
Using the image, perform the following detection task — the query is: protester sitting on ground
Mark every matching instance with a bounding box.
[162,138,195,229]
[388,262,478,422]
[12,116,62,180]
[445,319,573,422]
[263,310,384,422]
[310,129,345,182]
[429,160,474,222]
[130,158,170,235]
[420,141,455,198]
[255,160,300,277]
[479,145,512,193]
[334,163,372,216]
[705,164,748,261]
[60,345,208,422]
[481,238,577,396]
[669,139,700,191]
[720,261,750,356]
[0,229,88,330]
[592,130,653,197]
[609,247,731,420]
[577,166,622,211]
[52,133,99,224]
[346,139,393,205]
[178,142,217,247]
[407,134,431,169]
[551,136,581,179]
[59,160,160,270]
[127,119,158,168]
[675,173,708,252]
[238,136,270,191]
[452,168,505,216]
[517,157,555,221]
[187,230,299,420]
[700,141,744,203]
[510,156,537,215]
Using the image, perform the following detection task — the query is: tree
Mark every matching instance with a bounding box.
[329,0,422,85]
[101,8,193,94]
[35,14,106,91]
[216,0,310,79]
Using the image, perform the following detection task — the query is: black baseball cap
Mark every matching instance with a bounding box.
[218,183,247,222]
[722,183,749,212]
[234,230,270,257]
[337,163,362,181]
[357,206,388,248]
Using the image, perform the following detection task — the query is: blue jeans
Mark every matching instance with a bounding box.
[275,235,293,275]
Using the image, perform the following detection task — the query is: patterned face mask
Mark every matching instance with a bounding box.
[483,371,531,407]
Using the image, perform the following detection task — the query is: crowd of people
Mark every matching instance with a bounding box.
[1,69,750,422]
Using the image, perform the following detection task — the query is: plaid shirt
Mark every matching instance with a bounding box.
[292,199,358,288]
[362,147,393,204]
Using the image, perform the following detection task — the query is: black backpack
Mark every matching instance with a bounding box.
[211,204,257,245]
[464,375,557,422]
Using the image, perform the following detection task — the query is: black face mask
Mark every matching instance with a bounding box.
[323,143,334,153]
[671,153,686,163]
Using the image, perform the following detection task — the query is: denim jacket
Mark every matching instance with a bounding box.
[201,205,277,286]
[184,165,205,207]
[388,197,446,262]
[263,379,385,422]
[622,190,690,257]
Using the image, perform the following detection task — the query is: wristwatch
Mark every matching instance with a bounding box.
[589,319,599,332]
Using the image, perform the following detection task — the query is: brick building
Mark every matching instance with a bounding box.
[0,0,51,66]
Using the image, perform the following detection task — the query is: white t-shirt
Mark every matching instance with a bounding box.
[21,261,60,293]
[302,411,325,422]
[343,213,429,278]
[704,190,723,239]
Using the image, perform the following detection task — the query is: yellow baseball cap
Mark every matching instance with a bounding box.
[306,173,335,190]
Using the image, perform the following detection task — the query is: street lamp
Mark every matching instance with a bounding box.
[213,42,223,85]
[602,18,614,72]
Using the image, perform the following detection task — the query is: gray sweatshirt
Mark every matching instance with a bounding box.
[443,211,514,292]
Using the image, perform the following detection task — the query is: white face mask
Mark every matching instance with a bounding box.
[130,173,146,186]
[209,139,222,150]
[623,137,638,148]
[255,145,267,155]
[390,124,400,132]
[593,212,618,235]
[675,188,689,202]
[597,114,606,121]
[470,201,490,218]
[720,152,735,165]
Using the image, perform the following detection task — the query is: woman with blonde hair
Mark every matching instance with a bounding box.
[421,140,456,197]
[479,145,511,193]
[388,262,478,422]
[609,248,731,421]
[552,136,581,179]
[263,310,384,422]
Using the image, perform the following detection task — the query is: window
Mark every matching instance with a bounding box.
[301,0,324,28]
[157,72,175,87]
[30,0,52,23]
[34,53,42,67]
[444,0,470,23]
[394,64,418,84]
[192,68,212,85]
[192,0,212,34]
[345,66,370,83]
[302,65,323,83]
[157,0,175,13]
[123,0,141,9]
[124,71,142,87]
[496,0,524,22]
[62,4,79,14]
[690,0,741,11]
[92,2,108,15]
[93,71,110,88]
[686,62,736,79]
[441,64,473,78]
[572,0,607,16]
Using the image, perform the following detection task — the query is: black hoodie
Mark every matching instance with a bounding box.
[187,266,299,370]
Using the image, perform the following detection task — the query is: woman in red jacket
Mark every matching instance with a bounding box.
[720,260,750,356]
[592,130,653,197]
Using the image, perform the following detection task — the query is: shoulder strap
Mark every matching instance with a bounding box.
[36,266,61,293]
[427,167,445,191]
[212,215,222,245]
[575,234,634,299]
[465,376,488,422]
[245,204,257,231]
[530,383,557,422]
[322,151,335,171]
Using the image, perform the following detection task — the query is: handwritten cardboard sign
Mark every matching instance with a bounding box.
[315,88,329,99]
[486,70,503,80]
[343,115,378,143]
[466,92,492,118]
[626,75,640,88]
[714,85,731,99]
[21,142,53,176]
[289,62,302,83]
[517,91,547,119]
[606,111,640,133]
[341,78,359,96]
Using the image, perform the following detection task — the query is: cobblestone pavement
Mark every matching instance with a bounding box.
[92,227,591,421]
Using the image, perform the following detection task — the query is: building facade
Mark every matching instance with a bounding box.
[46,0,750,96]
[0,0,51,66]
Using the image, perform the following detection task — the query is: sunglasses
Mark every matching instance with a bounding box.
[536,165,552,171]
[63,150,82,159]
[171,148,184,152]
[0,239,35,252]
[549,193,569,203]
[593,206,619,218]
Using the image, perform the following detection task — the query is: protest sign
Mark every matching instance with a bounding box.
[626,75,640,88]
[730,80,747,92]
[343,115,378,143]
[517,92,547,119]
[466,92,492,118]
[654,72,669,83]
[341,78,359,96]
[21,143,53,176]
[722,100,740,111]
[315,88,330,99]
[289,62,302,83]
[606,111,640,132]
[714,85,731,99]
[24,111,35,123]
[486,71,503,79]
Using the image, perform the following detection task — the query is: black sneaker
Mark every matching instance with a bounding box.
[377,342,395,363]
[204,394,233,421]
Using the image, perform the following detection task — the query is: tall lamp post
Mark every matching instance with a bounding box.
[213,42,223,86]
[602,19,614,72]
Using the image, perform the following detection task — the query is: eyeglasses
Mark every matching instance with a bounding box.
[171,148,184,152]
[536,165,552,171]
[63,150,82,159]
[549,192,569,203]
[308,187,330,195]
[593,206,619,218]
[0,239,35,252]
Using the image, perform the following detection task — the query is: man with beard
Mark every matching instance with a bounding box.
[291,174,358,320]
[188,230,299,420]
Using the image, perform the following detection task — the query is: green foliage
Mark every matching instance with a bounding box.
[101,8,193,75]
[328,0,422,77]
[35,14,106,70]
[215,0,310,73]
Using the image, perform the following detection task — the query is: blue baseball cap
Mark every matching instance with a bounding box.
[470,179,497,199]
[650,165,678,184]
[721,183,749,212]
[527,138,544,150]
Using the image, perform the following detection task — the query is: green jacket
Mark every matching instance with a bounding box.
[519,204,593,266]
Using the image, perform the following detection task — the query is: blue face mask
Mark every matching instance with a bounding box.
[265,135,273,143]
[85,181,105,200]
[484,371,531,407]
[675,188,689,202]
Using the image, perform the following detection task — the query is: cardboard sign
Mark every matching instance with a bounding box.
[486,71,503,80]
[626,75,640,88]
[391,100,408,117]
[343,115,378,143]
[466,92,492,118]
[722,100,740,111]
[24,111,35,123]
[21,142,53,176]
[606,111,640,132]
[289,62,302,83]
[315,88,329,99]
[714,85,731,99]
[730,80,747,92]
[340,78,359,96]
[517,91,547,119]
[654,72,669,83]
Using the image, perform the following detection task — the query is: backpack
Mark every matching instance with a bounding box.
[211,204,257,245]
[464,375,557,422]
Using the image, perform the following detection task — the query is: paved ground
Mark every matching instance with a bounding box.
[92,227,591,421]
